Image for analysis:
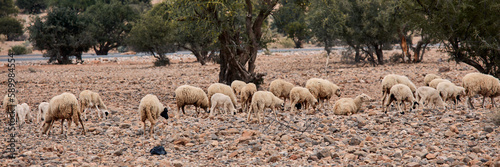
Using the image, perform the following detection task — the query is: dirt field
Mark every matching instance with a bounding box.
[0,49,499,166]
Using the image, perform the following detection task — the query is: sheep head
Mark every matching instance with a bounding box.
[160,108,169,120]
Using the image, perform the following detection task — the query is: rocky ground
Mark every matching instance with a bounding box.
[0,49,499,166]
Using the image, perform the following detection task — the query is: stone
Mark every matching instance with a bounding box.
[229,151,238,158]
[307,155,319,161]
[438,67,450,72]
[407,162,421,167]
[221,128,239,135]
[348,137,362,146]
[444,130,456,138]
[353,151,367,157]
[290,154,301,160]
[237,136,252,144]
[173,138,190,145]
[185,143,195,147]
[425,153,436,159]
[241,130,255,138]
[483,126,494,133]
[210,140,219,147]
[268,155,280,163]
[280,135,292,141]
[316,149,332,159]
[172,160,183,167]
[450,125,459,133]
[324,135,336,144]
[470,147,483,153]
[113,148,126,156]
[119,123,131,129]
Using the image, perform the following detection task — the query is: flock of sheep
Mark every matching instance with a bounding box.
[2,72,499,137]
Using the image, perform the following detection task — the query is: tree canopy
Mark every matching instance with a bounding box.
[0,0,18,17]
[16,0,48,14]
[272,0,310,48]
[29,7,93,64]
[0,17,24,41]
[84,0,139,55]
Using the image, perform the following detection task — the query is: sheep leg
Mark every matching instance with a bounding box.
[210,103,216,117]
[482,96,486,108]
[290,100,297,114]
[467,96,474,109]
[491,97,496,108]
[246,105,252,123]
[95,105,101,120]
[149,119,156,136]
[60,119,65,135]
[143,121,147,136]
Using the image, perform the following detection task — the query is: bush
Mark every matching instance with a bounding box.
[117,46,128,53]
[278,38,295,48]
[0,17,24,41]
[340,48,355,64]
[8,45,31,55]
[154,58,170,66]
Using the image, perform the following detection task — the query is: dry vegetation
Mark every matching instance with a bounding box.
[0,49,499,166]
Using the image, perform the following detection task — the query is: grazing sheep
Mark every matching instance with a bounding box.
[436,82,465,110]
[15,103,30,127]
[240,83,257,112]
[231,80,246,96]
[332,94,372,115]
[384,84,419,114]
[424,74,441,86]
[208,83,237,108]
[415,86,446,110]
[289,87,318,113]
[210,93,237,116]
[247,91,284,124]
[428,78,451,89]
[79,90,109,121]
[462,73,500,109]
[42,92,85,136]
[138,94,169,136]
[305,78,341,109]
[175,85,210,117]
[381,74,417,112]
[38,102,49,124]
[3,94,18,119]
[269,79,294,105]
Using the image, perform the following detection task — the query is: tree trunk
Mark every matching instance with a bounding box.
[374,44,384,65]
[94,44,110,55]
[354,45,361,63]
[192,51,207,65]
[294,38,302,48]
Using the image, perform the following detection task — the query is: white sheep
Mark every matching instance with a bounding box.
[462,73,500,109]
[231,80,246,96]
[15,103,30,127]
[138,94,169,136]
[240,83,257,112]
[210,93,237,117]
[415,86,446,110]
[436,82,465,110]
[289,87,317,113]
[305,78,341,109]
[269,79,294,106]
[3,94,18,119]
[38,102,49,124]
[384,84,419,114]
[381,74,417,112]
[42,92,85,136]
[247,91,284,124]
[175,85,210,118]
[208,83,237,108]
[424,74,441,86]
[332,93,372,115]
[428,78,451,89]
[79,90,109,121]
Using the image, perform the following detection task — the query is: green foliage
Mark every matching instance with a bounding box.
[46,0,97,11]
[405,0,500,77]
[0,17,24,41]
[127,9,176,64]
[8,45,32,55]
[307,0,342,55]
[83,0,139,55]
[16,0,48,14]
[0,0,18,17]
[272,0,310,48]
[29,7,93,64]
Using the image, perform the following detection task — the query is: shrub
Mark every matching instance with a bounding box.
[8,45,31,55]
[154,58,170,66]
